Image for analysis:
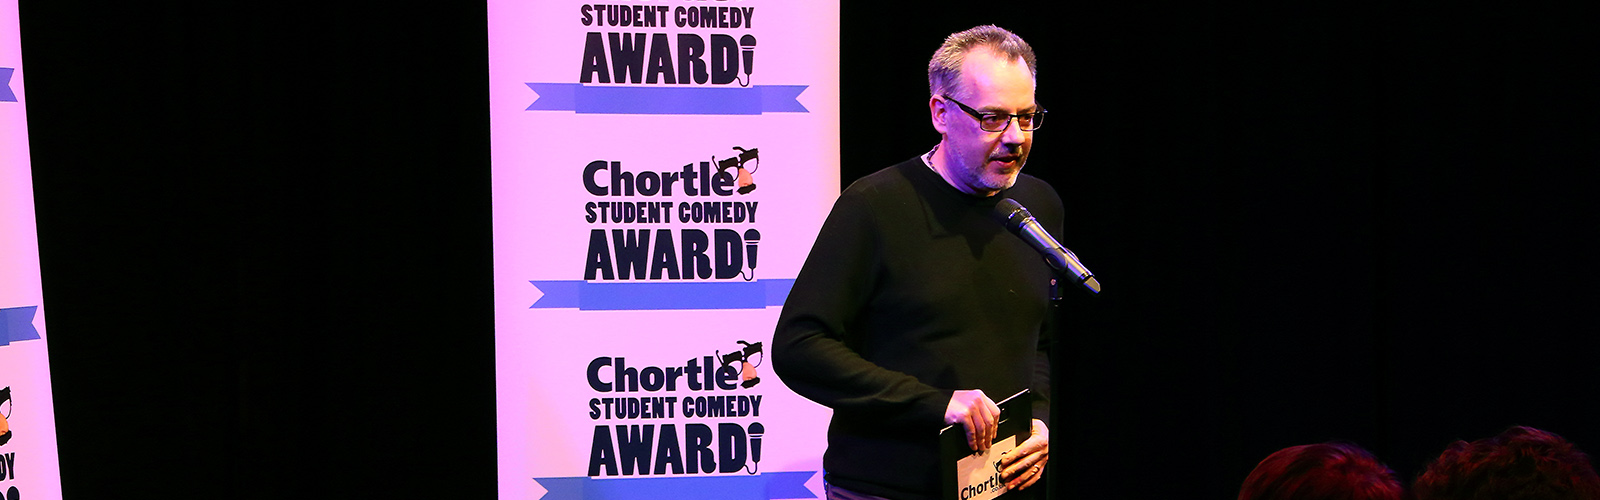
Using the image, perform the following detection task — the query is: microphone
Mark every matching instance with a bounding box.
[993,198,1101,294]
[745,422,765,474]
[742,228,760,281]
[738,35,757,87]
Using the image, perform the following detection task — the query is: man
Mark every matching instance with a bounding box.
[772,25,1058,500]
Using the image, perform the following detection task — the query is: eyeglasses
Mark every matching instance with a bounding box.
[941,94,1046,132]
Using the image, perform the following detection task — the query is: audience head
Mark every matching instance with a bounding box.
[1415,426,1600,500]
[1239,442,1405,500]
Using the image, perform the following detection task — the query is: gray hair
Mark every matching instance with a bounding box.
[928,25,1038,99]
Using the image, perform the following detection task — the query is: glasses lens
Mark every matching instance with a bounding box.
[981,116,1008,131]
[975,113,1044,132]
[1020,112,1043,131]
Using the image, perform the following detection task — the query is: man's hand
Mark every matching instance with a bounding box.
[999,419,1049,491]
[944,389,1000,452]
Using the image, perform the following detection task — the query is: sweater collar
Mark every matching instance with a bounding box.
[908,149,1009,207]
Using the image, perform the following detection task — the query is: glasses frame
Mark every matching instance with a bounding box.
[940,94,1047,132]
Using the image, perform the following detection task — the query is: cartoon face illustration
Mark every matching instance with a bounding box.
[716,341,763,389]
[714,147,761,195]
[0,386,11,446]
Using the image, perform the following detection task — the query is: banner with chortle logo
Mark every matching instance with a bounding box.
[489,1,839,498]
[1,1,65,498]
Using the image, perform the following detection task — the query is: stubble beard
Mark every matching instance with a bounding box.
[952,142,1025,194]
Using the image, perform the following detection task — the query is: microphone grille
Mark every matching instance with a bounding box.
[992,198,1031,233]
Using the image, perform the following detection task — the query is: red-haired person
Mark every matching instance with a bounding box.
[1415,426,1600,500]
[1239,442,1405,500]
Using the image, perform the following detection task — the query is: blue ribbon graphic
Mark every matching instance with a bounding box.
[529,280,794,311]
[535,471,816,500]
[526,83,808,115]
[1,68,16,102]
[1,306,41,345]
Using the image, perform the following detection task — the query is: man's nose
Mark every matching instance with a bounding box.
[1000,117,1029,145]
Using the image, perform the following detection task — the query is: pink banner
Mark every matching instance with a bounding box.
[490,1,839,498]
[0,1,64,498]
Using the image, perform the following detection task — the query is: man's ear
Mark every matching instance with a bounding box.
[930,95,949,135]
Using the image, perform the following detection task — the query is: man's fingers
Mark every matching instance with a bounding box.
[1000,421,1052,489]
[998,432,1036,467]
[1000,452,1035,479]
[969,408,983,452]
[964,412,979,451]
[1000,436,1034,466]
[1002,451,1048,489]
[973,404,992,452]
[974,404,989,452]
[968,407,987,451]
[947,390,1006,452]
[1013,460,1046,490]
[1001,435,1050,477]
[979,400,992,451]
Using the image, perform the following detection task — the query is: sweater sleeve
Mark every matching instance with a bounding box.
[771,187,950,428]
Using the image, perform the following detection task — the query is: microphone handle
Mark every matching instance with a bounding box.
[1017,216,1100,293]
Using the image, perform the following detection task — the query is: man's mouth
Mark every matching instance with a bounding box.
[989,155,1022,169]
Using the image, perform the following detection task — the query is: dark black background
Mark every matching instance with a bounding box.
[16,2,1598,499]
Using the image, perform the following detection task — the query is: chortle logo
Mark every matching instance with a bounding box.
[534,146,791,311]
[543,338,816,500]
[578,339,769,478]
[1,386,12,446]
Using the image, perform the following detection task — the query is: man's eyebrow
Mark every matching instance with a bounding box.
[977,105,1039,113]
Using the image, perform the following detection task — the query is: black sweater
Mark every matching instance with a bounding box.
[773,157,1061,499]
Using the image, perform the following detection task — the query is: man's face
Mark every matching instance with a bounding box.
[931,48,1036,196]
